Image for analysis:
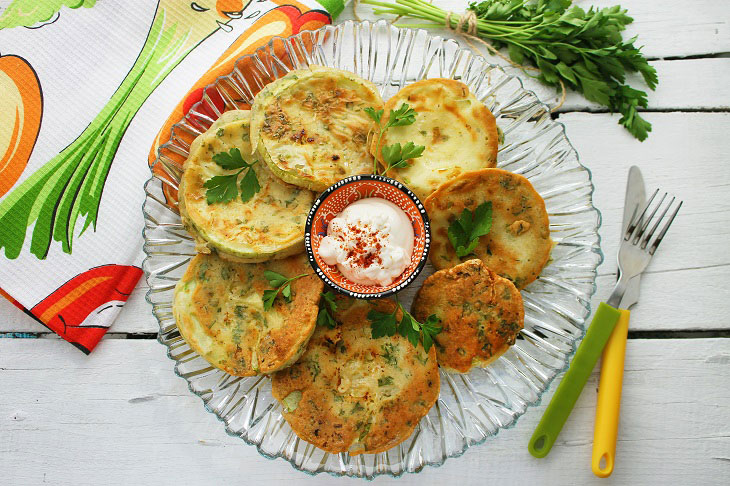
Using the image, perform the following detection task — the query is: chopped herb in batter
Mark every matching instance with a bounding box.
[378,376,394,387]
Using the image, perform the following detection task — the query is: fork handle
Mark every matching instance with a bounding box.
[528,303,622,458]
[592,309,630,477]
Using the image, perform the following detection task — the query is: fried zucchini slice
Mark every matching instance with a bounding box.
[179,111,314,262]
[425,168,552,288]
[412,259,524,373]
[250,67,384,191]
[371,78,498,201]
[272,296,439,455]
[173,253,323,376]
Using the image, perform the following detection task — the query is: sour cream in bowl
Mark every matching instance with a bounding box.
[318,198,414,287]
[305,175,430,299]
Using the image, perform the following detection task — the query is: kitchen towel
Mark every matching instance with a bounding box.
[0,0,342,353]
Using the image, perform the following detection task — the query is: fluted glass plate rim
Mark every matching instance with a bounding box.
[142,19,603,479]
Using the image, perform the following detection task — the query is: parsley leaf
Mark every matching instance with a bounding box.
[398,313,420,348]
[387,103,417,127]
[281,283,292,301]
[471,201,493,237]
[381,144,403,166]
[368,102,423,175]
[316,291,338,328]
[317,308,336,328]
[321,290,337,313]
[262,271,310,310]
[264,270,288,288]
[368,309,398,338]
[204,174,240,204]
[212,147,248,170]
[420,314,443,353]
[205,148,261,204]
[239,164,261,203]
[364,107,383,124]
[447,201,492,258]
[380,141,425,175]
[262,289,278,311]
[367,297,442,351]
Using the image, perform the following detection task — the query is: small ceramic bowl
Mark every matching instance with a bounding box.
[304,174,430,299]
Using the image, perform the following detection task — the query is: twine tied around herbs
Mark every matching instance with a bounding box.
[445,9,478,36]
[443,9,566,113]
[353,0,566,113]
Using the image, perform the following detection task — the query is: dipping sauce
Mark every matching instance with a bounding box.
[318,198,414,286]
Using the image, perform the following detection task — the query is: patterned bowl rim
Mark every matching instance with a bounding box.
[143,19,604,480]
[303,174,431,299]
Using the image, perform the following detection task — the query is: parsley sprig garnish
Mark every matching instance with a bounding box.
[365,103,426,176]
[362,0,658,141]
[380,142,426,175]
[448,201,493,258]
[262,271,310,310]
[204,148,261,204]
[317,291,338,328]
[368,296,442,352]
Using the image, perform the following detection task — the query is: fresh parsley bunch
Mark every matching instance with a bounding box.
[363,0,657,140]
[368,297,442,351]
[204,148,261,204]
[365,103,426,175]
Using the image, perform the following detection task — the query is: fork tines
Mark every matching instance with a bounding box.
[624,188,682,255]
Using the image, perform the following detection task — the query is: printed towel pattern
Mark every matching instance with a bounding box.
[0,0,341,353]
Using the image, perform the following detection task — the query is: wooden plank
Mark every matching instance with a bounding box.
[559,112,730,273]
[460,58,730,113]
[4,262,727,336]
[346,2,730,111]
[0,278,155,335]
[568,111,730,330]
[588,0,730,58]
[549,58,730,112]
[3,112,727,334]
[0,338,728,484]
[345,0,730,58]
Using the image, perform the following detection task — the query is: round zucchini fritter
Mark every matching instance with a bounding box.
[173,253,323,376]
[412,259,524,373]
[179,111,315,262]
[426,168,552,289]
[371,78,498,201]
[250,67,384,191]
[206,109,250,131]
[272,297,439,455]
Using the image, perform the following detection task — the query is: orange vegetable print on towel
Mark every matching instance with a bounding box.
[29,265,143,354]
[0,54,42,198]
[0,0,252,260]
[148,3,331,204]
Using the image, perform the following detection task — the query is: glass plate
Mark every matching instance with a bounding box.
[143,19,602,479]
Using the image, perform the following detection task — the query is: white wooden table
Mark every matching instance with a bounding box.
[2,1,729,484]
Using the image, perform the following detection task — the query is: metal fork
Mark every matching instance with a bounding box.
[529,186,682,459]
[607,189,683,309]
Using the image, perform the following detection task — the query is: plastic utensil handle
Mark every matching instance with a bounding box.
[592,309,630,477]
[528,303,622,458]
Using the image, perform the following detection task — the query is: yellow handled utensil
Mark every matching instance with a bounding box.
[592,309,630,477]
[590,166,645,477]
[528,166,682,462]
